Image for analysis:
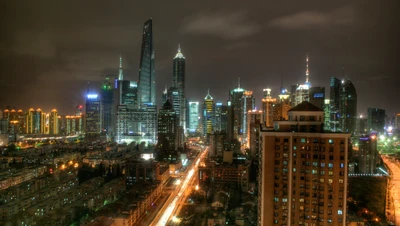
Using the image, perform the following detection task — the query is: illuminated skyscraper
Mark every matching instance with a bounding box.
[101,77,114,134]
[339,79,357,133]
[323,99,331,131]
[85,94,102,134]
[294,55,311,106]
[49,109,59,135]
[229,79,245,139]
[247,109,262,157]
[261,88,276,127]
[242,91,255,144]
[167,87,181,120]
[214,102,228,133]
[173,45,186,131]
[273,85,291,121]
[188,102,199,133]
[25,108,45,134]
[258,101,349,225]
[138,18,156,107]
[203,91,214,135]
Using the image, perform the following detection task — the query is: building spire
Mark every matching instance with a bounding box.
[118,54,124,80]
[238,77,241,89]
[174,44,185,59]
[305,54,309,83]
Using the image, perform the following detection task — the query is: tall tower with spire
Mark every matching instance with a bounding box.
[138,18,156,107]
[203,90,214,135]
[172,44,186,131]
[305,54,310,84]
[118,54,123,81]
[294,55,312,106]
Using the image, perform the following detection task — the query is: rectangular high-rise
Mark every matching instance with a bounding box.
[367,108,386,134]
[188,102,199,133]
[138,18,156,107]
[85,94,102,134]
[258,101,349,226]
[173,45,186,131]
[329,77,341,132]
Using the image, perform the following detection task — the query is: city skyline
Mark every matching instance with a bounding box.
[0,1,398,116]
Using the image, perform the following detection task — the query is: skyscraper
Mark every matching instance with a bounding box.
[214,102,228,133]
[49,109,59,135]
[293,55,311,106]
[339,79,357,133]
[188,102,199,133]
[24,108,45,134]
[258,101,350,225]
[261,88,276,127]
[229,79,245,139]
[173,45,186,130]
[330,77,341,132]
[85,93,102,134]
[101,77,114,134]
[367,108,386,134]
[273,86,291,121]
[158,99,178,151]
[203,91,214,136]
[242,91,255,144]
[138,18,156,107]
[247,109,262,157]
[356,135,378,174]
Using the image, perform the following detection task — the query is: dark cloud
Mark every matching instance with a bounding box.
[181,11,261,40]
[268,5,357,30]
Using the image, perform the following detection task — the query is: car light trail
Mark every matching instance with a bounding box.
[155,168,195,225]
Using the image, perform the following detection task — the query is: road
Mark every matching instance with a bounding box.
[150,146,208,226]
[382,156,399,225]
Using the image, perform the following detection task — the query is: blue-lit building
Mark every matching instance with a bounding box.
[138,18,156,107]
[85,94,102,134]
[309,87,325,109]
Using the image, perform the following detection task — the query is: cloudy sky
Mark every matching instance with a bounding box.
[0,0,398,116]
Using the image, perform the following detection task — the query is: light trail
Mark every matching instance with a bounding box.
[156,168,195,225]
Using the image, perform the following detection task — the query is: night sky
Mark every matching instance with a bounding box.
[0,1,399,117]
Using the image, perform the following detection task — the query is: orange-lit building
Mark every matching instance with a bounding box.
[261,88,276,127]
[258,101,350,225]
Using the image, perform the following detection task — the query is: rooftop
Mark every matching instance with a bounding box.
[288,101,323,112]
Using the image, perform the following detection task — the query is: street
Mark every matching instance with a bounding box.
[150,146,208,226]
